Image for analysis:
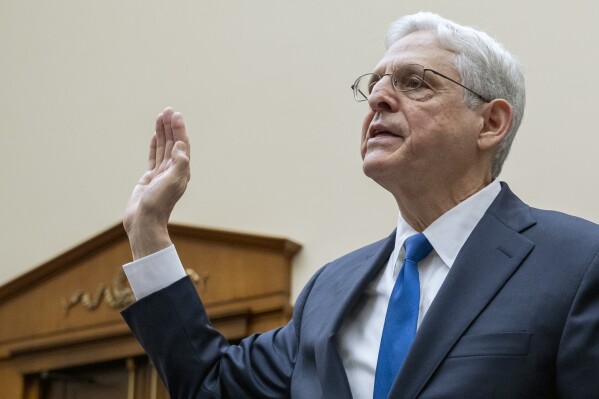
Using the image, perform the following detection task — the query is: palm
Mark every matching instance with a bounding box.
[123,108,191,238]
[124,160,181,232]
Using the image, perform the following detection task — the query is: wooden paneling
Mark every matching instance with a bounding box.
[0,367,23,399]
[0,223,300,398]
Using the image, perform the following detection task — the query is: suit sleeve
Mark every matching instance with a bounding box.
[121,269,322,399]
[555,248,599,398]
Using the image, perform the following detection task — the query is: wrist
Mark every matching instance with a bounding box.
[126,222,172,260]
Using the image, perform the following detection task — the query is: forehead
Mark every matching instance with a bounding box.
[375,30,456,73]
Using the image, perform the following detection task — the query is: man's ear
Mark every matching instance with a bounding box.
[478,99,513,151]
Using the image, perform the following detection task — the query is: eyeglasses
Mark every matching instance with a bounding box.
[351,64,491,103]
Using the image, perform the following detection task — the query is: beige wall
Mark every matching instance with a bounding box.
[1,0,598,301]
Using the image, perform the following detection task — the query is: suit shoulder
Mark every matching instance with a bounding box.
[526,207,599,264]
[529,207,599,238]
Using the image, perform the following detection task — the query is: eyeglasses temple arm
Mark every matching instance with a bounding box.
[428,69,491,103]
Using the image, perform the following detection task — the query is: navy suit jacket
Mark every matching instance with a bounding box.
[122,183,599,398]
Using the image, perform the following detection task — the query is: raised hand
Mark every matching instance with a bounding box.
[124,107,191,260]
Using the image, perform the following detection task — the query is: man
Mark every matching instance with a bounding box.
[121,12,599,398]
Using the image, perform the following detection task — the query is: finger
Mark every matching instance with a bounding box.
[162,107,175,164]
[172,112,190,158]
[155,113,166,166]
[148,134,157,171]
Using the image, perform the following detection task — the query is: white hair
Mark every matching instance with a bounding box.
[386,12,525,178]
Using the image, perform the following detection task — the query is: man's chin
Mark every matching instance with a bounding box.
[362,158,394,182]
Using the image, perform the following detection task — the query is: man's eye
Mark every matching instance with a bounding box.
[401,75,423,90]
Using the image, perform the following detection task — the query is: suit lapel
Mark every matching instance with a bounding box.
[315,232,396,399]
[390,183,537,399]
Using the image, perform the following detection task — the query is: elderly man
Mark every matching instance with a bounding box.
[121,12,599,399]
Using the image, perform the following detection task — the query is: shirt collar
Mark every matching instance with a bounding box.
[393,180,501,271]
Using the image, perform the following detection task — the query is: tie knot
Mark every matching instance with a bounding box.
[403,233,433,263]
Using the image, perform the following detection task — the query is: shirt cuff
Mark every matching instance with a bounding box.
[123,245,187,300]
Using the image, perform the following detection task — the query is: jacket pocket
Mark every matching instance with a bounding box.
[446,332,532,358]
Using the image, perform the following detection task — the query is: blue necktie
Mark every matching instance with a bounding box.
[373,233,433,399]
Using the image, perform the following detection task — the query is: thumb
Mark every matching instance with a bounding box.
[173,140,187,156]
[170,140,190,177]
[171,141,190,164]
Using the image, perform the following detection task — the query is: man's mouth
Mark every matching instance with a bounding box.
[369,124,402,139]
[372,130,396,137]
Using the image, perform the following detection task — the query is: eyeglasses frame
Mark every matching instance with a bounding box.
[351,64,491,103]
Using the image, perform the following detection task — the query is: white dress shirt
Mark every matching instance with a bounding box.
[338,180,501,399]
[123,180,501,399]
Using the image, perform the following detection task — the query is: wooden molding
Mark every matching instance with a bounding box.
[0,222,300,398]
[0,223,300,303]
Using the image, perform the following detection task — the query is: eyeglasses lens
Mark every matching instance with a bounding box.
[353,65,427,102]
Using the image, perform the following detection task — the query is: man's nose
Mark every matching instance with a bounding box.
[367,76,400,113]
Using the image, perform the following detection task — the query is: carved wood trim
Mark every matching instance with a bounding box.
[61,269,207,314]
[0,222,300,399]
[0,223,301,303]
